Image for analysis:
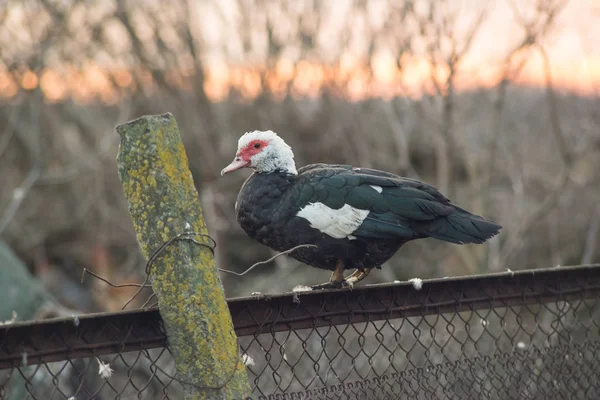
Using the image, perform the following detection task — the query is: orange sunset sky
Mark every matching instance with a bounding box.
[0,0,599,103]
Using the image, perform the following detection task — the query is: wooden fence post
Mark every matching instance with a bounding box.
[116,113,251,399]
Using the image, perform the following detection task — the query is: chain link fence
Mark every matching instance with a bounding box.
[1,264,599,399]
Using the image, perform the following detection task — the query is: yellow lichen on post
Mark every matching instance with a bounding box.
[116,113,251,400]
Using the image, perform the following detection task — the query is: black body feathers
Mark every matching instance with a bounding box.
[235,164,501,272]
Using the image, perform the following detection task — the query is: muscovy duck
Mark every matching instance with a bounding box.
[221,130,501,289]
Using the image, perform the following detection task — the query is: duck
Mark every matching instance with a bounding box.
[221,130,501,289]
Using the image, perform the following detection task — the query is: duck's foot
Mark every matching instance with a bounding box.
[311,280,344,290]
[311,260,345,290]
[343,268,372,289]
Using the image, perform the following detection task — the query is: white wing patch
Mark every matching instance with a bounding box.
[296,202,369,239]
[369,185,383,193]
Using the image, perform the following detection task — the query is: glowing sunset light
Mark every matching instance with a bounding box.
[276,60,296,82]
[114,70,133,88]
[0,0,598,103]
[0,71,18,99]
[293,61,325,96]
[241,70,261,98]
[371,53,398,84]
[1,53,598,104]
[21,70,39,91]
[40,70,67,102]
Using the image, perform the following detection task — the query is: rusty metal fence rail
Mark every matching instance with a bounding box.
[1,264,600,399]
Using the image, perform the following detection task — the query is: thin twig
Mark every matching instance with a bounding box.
[121,272,151,311]
[80,268,152,288]
[497,41,577,268]
[484,0,568,207]
[144,232,216,275]
[141,292,157,309]
[537,43,572,165]
[122,232,216,310]
[217,244,317,277]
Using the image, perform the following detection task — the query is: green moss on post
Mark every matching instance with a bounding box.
[116,113,251,400]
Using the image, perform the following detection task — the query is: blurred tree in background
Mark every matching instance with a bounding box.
[0,0,599,315]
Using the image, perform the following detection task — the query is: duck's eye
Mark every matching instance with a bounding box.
[253,143,261,149]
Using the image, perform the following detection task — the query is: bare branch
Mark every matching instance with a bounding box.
[537,43,572,165]
[80,268,152,289]
[218,244,318,277]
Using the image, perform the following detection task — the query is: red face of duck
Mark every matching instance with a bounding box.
[221,130,297,176]
[221,139,269,175]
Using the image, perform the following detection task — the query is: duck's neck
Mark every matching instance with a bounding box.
[254,148,298,175]
[277,158,297,175]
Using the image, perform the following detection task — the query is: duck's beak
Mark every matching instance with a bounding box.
[221,157,250,176]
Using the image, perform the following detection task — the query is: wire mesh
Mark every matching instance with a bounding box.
[1,265,599,399]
